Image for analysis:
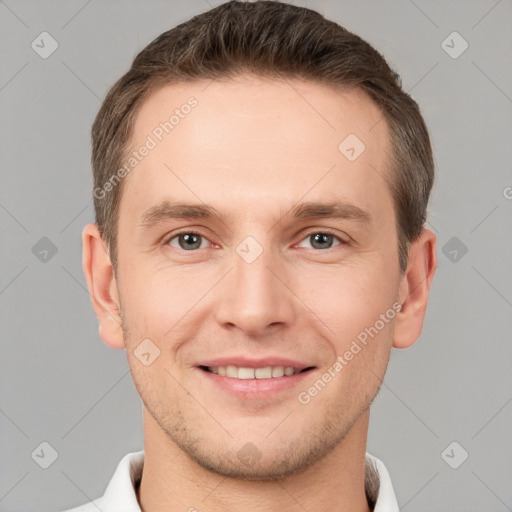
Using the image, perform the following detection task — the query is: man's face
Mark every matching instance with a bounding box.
[115,76,402,478]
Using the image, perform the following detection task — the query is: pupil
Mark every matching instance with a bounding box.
[180,233,201,250]
[178,233,333,250]
[312,233,332,249]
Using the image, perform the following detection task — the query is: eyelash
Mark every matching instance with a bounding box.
[164,229,348,252]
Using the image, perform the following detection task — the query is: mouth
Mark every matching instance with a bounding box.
[196,360,317,398]
[199,365,315,380]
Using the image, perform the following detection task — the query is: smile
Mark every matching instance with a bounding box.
[201,365,311,379]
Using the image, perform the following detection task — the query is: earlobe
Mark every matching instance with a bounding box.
[82,223,125,349]
[393,228,437,349]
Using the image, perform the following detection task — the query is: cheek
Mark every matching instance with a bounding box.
[300,263,398,348]
[120,259,210,336]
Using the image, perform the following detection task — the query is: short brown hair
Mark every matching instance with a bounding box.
[91,0,434,274]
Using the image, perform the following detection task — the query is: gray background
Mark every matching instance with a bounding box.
[1,0,511,511]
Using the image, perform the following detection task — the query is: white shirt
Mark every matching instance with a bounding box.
[61,451,399,511]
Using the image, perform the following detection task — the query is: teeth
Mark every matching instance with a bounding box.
[238,367,255,379]
[226,365,237,378]
[272,366,284,378]
[206,365,302,379]
[255,367,272,379]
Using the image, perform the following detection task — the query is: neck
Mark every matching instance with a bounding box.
[137,409,372,512]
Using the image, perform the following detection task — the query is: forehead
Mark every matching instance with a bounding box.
[121,76,394,226]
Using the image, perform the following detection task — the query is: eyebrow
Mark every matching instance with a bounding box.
[139,201,224,228]
[288,201,371,224]
[138,199,372,229]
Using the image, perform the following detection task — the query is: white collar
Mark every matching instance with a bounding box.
[81,450,399,511]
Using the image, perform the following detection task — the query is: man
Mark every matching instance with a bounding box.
[64,1,436,510]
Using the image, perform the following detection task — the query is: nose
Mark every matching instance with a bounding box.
[214,242,296,337]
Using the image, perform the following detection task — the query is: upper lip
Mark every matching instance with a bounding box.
[198,357,315,370]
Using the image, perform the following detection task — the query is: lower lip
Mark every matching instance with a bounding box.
[197,367,314,398]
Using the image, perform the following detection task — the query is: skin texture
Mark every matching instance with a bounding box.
[82,75,437,512]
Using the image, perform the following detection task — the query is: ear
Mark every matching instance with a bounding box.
[393,228,437,349]
[82,223,125,349]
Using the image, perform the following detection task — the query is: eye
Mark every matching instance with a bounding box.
[167,232,210,251]
[165,230,346,252]
[297,231,344,250]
